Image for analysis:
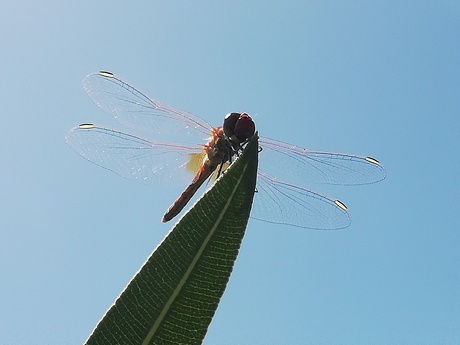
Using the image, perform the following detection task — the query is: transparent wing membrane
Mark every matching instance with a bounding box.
[252,172,351,230]
[258,137,386,186]
[82,71,214,143]
[66,124,202,186]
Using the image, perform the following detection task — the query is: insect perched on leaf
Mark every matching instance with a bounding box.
[66,71,386,229]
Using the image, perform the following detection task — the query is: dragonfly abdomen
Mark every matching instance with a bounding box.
[162,161,216,222]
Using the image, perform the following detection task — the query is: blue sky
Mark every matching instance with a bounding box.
[1,1,459,344]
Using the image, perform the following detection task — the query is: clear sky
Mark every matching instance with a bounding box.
[1,1,459,344]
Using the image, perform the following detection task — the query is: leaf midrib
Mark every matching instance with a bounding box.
[142,162,249,344]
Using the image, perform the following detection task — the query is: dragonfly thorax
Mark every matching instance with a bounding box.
[205,127,234,167]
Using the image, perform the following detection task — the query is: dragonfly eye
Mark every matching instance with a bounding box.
[234,113,255,141]
[223,113,241,138]
[223,112,255,142]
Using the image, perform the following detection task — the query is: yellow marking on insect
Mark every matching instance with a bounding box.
[334,199,348,211]
[99,71,114,78]
[365,156,380,165]
[185,149,231,181]
[78,123,95,129]
[186,151,206,174]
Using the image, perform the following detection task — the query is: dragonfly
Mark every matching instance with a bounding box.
[66,71,386,230]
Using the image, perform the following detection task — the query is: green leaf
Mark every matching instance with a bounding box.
[85,133,259,345]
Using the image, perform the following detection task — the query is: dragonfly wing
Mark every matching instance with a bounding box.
[65,124,203,186]
[258,137,386,186]
[252,172,351,230]
[82,71,214,144]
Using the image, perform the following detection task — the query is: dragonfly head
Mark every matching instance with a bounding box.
[223,112,256,148]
